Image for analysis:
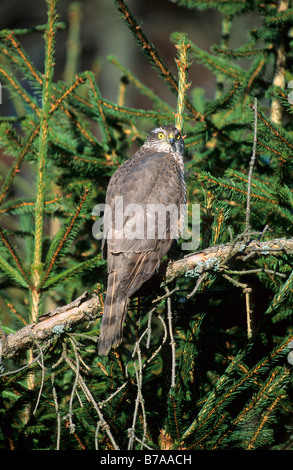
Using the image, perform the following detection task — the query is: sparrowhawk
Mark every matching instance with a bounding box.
[98,125,186,355]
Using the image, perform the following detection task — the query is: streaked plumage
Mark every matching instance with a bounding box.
[98,125,186,355]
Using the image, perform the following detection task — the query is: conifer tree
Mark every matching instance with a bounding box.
[0,0,292,450]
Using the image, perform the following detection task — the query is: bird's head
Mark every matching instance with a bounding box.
[144,125,185,156]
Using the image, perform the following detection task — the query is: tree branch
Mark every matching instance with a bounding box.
[166,236,293,283]
[0,291,101,360]
[1,237,292,361]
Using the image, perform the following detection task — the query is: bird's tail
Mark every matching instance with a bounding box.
[98,272,128,355]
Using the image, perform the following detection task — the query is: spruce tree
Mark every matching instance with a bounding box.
[0,0,292,450]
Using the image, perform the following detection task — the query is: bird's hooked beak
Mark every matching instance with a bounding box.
[168,134,175,146]
[168,132,186,146]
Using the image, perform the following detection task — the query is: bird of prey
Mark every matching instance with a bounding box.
[98,125,186,355]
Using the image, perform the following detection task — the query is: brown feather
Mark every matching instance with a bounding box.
[98,126,186,355]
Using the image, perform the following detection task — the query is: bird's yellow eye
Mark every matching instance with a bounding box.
[158,132,164,139]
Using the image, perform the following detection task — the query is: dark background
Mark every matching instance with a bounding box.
[0,0,262,112]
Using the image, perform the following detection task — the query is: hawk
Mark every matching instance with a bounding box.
[98,125,186,355]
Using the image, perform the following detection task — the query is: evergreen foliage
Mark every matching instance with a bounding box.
[0,0,292,450]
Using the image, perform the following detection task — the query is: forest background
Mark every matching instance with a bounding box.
[0,0,292,451]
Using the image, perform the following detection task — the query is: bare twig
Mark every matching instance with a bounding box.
[0,351,43,377]
[98,381,128,409]
[67,337,80,434]
[146,308,156,349]
[128,342,147,450]
[245,97,258,233]
[152,286,179,304]
[33,342,45,415]
[244,288,253,339]
[64,347,119,450]
[186,272,209,299]
[224,268,286,278]
[51,369,61,450]
[144,314,168,366]
[222,273,248,290]
[166,288,176,389]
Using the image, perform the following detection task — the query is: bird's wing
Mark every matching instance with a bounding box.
[98,146,186,354]
[103,148,186,257]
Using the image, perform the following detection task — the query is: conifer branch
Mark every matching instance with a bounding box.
[256,108,293,151]
[1,0,292,450]
[214,366,288,448]
[0,66,41,115]
[181,337,292,448]
[174,35,191,131]
[41,186,91,286]
[244,55,266,96]
[87,73,115,150]
[73,87,174,123]
[114,0,200,121]
[198,172,279,205]
[0,22,66,38]
[108,55,173,112]
[32,0,58,323]
[0,226,30,287]
[246,394,284,450]
[0,196,61,216]
[114,0,178,88]
[0,125,40,207]
[49,73,85,114]
[188,38,246,81]
[213,44,273,58]
[3,32,43,85]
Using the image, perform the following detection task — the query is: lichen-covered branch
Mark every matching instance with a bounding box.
[2,236,292,362]
[0,292,101,360]
[166,236,293,283]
